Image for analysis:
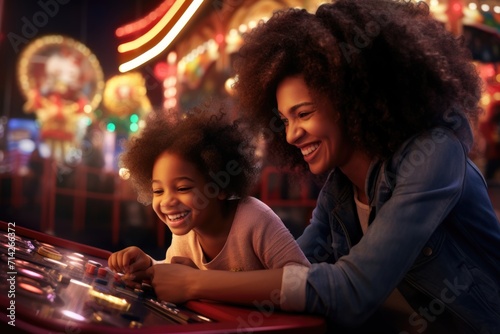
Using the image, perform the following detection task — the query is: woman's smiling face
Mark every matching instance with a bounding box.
[276,75,353,174]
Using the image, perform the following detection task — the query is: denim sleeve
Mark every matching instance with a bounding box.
[297,185,337,264]
[301,129,466,327]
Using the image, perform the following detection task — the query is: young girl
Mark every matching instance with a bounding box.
[108,105,310,279]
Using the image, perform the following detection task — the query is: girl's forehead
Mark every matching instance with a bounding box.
[153,151,205,177]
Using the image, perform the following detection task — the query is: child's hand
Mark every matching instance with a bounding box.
[108,246,152,279]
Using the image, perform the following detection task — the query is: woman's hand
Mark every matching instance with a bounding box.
[170,256,198,268]
[145,263,284,307]
[108,246,152,280]
[146,263,198,303]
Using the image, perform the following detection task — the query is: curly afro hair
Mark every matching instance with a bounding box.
[234,0,482,171]
[120,103,260,205]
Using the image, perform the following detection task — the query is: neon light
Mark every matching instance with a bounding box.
[118,0,186,53]
[116,0,174,37]
[119,0,204,73]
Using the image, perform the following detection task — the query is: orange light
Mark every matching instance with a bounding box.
[452,3,462,13]
[216,33,224,44]
[118,0,187,54]
[115,0,175,38]
[119,0,204,72]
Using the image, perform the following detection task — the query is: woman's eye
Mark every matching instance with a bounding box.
[280,118,289,125]
[298,111,313,119]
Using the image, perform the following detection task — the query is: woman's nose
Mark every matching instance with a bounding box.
[286,120,304,144]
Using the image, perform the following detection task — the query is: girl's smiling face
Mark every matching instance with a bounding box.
[151,151,225,235]
[276,75,354,174]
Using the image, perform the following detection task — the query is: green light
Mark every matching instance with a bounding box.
[107,123,116,132]
[130,114,139,123]
[130,123,139,132]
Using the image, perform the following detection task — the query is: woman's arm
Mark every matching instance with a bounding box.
[146,264,284,306]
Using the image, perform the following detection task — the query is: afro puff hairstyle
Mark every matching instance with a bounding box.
[120,103,260,205]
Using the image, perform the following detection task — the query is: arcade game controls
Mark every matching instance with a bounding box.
[0,221,326,333]
[0,224,210,330]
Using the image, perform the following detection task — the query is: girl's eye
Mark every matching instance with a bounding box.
[177,186,192,192]
[152,189,163,195]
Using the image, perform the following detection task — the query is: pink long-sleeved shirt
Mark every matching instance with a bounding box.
[164,197,310,271]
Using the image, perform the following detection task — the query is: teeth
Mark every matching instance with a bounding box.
[167,212,189,221]
[301,143,319,156]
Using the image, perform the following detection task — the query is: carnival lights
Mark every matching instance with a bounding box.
[117,0,184,54]
[118,0,204,73]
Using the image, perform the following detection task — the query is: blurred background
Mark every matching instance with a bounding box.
[0,0,499,258]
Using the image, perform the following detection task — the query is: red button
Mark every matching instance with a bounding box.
[97,267,107,277]
[85,263,97,275]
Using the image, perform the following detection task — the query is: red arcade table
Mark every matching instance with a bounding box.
[0,220,326,333]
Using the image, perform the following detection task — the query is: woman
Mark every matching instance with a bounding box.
[143,1,500,333]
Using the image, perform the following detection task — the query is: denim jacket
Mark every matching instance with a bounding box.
[297,127,500,333]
